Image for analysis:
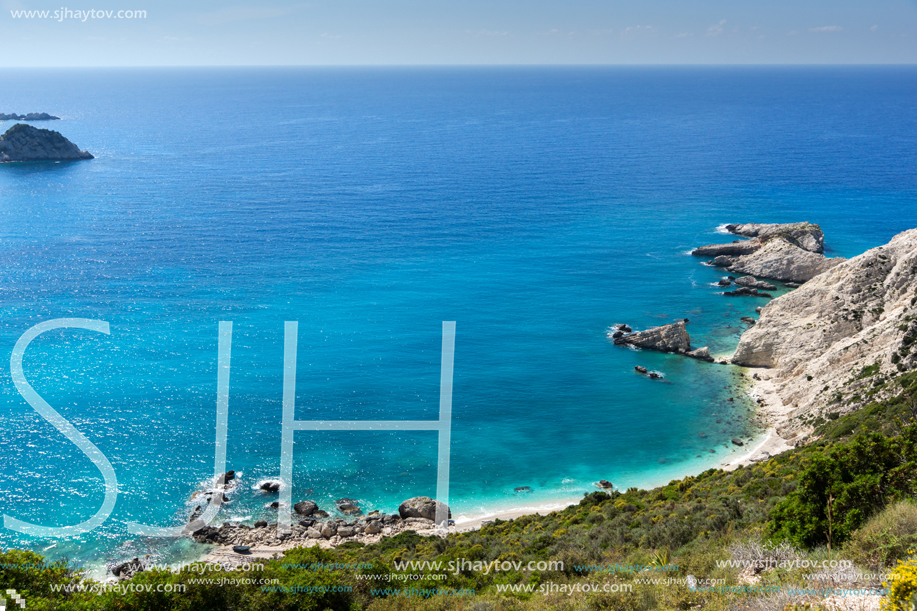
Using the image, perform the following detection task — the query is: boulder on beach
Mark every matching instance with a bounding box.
[0,123,93,162]
[398,496,451,521]
[596,479,614,489]
[364,521,382,534]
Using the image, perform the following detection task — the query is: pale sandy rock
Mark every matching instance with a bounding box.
[692,241,761,257]
[686,346,712,361]
[725,222,825,253]
[727,237,845,283]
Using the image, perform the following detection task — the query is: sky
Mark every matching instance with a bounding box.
[0,0,915,66]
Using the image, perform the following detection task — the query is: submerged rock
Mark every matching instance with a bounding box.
[735,276,778,291]
[0,123,93,162]
[294,501,318,515]
[724,287,773,298]
[216,470,235,485]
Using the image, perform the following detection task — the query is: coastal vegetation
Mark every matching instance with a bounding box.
[4,373,917,610]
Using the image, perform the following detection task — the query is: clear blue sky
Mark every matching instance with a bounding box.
[1,0,915,66]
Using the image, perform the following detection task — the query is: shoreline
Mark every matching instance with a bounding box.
[194,369,783,568]
[722,369,794,470]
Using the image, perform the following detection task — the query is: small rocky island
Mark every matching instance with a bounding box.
[0,123,93,163]
[692,222,844,283]
[611,321,714,362]
[0,112,60,121]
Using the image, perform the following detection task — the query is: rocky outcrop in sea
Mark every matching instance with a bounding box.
[612,321,714,362]
[0,123,93,162]
[0,112,60,121]
[693,222,844,283]
[732,227,917,441]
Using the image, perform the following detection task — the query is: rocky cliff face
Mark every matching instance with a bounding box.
[0,123,93,162]
[693,222,843,283]
[732,228,917,439]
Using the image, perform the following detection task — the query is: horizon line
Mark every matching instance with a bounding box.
[1,62,916,69]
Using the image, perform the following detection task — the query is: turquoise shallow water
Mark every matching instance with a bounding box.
[0,67,916,570]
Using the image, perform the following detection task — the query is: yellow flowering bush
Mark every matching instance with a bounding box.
[883,556,917,611]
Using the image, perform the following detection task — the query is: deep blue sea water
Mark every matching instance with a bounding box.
[0,67,916,572]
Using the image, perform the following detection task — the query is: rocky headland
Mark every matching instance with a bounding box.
[613,222,917,467]
[693,222,845,283]
[0,123,93,163]
[0,112,60,121]
[732,227,917,444]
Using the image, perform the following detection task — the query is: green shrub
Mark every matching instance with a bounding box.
[844,501,917,569]
[769,427,917,548]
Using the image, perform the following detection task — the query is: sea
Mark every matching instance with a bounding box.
[0,66,915,574]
